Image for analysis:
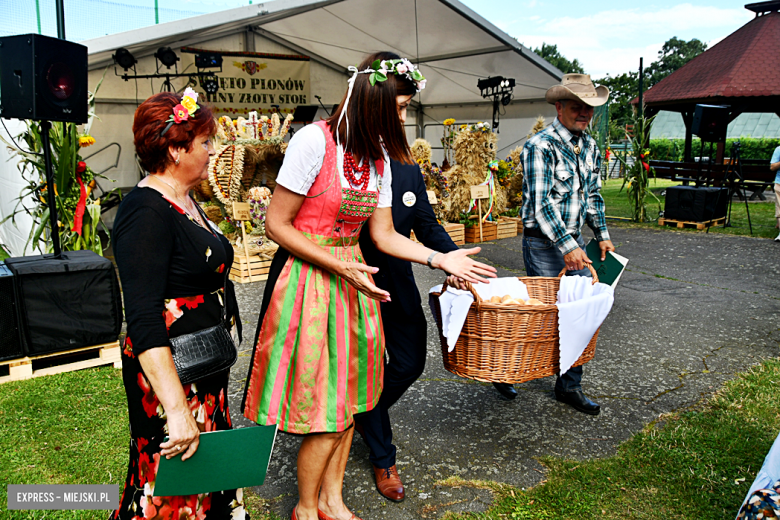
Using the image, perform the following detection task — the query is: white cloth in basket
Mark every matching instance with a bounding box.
[430,278,530,351]
[556,275,614,375]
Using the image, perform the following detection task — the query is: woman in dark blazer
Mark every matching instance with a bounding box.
[355,158,462,502]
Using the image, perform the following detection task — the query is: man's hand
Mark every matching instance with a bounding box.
[599,240,615,261]
[563,247,591,271]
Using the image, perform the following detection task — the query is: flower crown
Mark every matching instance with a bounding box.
[161,87,200,136]
[365,58,426,92]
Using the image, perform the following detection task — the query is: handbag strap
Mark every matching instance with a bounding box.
[193,201,231,327]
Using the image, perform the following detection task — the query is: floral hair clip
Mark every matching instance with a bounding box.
[366,58,426,92]
[160,87,200,136]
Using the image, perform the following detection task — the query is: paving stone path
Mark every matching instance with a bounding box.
[228,226,780,519]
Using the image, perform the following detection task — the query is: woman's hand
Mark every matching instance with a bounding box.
[160,407,200,461]
[436,248,496,284]
[339,261,391,302]
[445,274,469,291]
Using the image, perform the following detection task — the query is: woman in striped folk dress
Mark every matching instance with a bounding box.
[242,52,495,520]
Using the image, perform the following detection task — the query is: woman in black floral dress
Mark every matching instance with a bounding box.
[112,90,246,519]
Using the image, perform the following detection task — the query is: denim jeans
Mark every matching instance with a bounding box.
[522,234,590,393]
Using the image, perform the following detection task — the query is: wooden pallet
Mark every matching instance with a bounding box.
[658,217,726,230]
[0,341,121,384]
[464,221,498,243]
[229,253,273,284]
[444,223,465,246]
[497,218,518,239]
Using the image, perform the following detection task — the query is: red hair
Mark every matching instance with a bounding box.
[133,92,217,174]
[326,52,416,165]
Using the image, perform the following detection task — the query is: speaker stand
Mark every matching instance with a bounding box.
[39,120,62,258]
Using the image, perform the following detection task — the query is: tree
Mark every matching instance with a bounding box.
[645,37,707,88]
[595,37,708,141]
[596,72,638,141]
[532,43,585,74]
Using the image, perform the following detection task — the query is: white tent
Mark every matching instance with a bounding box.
[84,0,561,172]
[1,0,561,245]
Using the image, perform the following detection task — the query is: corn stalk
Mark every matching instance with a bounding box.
[613,110,661,222]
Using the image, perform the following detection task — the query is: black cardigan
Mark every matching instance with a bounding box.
[359,159,459,312]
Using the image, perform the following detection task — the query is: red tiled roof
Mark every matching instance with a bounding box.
[643,11,780,104]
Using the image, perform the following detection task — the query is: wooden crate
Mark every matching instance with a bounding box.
[229,253,273,284]
[0,341,121,384]
[497,218,518,239]
[464,221,498,243]
[658,217,726,230]
[444,222,465,246]
[501,216,523,234]
[411,224,464,246]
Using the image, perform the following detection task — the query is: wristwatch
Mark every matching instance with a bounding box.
[427,251,440,269]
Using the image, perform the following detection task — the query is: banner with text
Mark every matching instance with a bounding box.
[182,48,311,116]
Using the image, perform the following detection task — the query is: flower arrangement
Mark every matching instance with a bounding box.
[489,159,514,188]
[0,69,111,255]
[613,110,661,222]
[441,118,457,168]
[246,186,272,237]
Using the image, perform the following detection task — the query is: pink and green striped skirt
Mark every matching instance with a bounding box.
[243,235,384,434]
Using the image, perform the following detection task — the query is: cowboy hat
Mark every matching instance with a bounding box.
[546,74,609,107]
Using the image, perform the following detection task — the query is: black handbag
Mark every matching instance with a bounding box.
[170,322,237,384]
[169,211,238,385]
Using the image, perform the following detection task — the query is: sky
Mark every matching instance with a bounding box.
[459,0,754,78]
[2,0,756,78]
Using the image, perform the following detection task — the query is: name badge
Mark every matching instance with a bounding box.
[402,191,416,207]
[586,156,594,169]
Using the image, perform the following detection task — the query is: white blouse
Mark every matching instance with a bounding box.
[276,124,393,208]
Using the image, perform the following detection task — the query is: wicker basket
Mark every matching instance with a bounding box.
[430,266,599,384]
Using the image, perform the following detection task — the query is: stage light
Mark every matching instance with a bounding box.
[195,53,223,69]
[112,47,136,70]
[201,76,219,95]
[155,47,179,68]
[477,76,515,131]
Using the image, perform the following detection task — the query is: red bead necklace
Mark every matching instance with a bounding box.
[343,151,371,190]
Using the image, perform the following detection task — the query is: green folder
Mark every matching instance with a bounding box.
[154,424,278,496]
[585,239,629,287]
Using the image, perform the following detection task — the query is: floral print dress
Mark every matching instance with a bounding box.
[112,187,245,520]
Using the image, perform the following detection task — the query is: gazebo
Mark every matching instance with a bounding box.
[640,1,780,162]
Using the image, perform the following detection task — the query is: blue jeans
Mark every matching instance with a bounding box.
[522,234,590,393]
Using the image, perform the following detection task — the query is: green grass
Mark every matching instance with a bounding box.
[0,367,268,519]
[442,359,780,520]
[601,178,778,239]
[4,359,780,519]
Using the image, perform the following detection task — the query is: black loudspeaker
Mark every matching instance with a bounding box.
[4,251,122,356]
[664,186,728,222]
[0,33,88,123]
[691,104,729,143]
[0,264,24,361]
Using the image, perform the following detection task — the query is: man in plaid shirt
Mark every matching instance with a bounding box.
[492,74,615,414]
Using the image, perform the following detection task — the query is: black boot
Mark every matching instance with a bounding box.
[493,382,517,400]
[554,389,600,415]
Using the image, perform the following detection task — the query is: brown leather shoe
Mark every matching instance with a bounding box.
[373,464,405,502]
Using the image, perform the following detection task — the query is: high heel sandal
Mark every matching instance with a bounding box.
[318,509,363,520]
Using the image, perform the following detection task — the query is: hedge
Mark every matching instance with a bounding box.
[648,138,780,162]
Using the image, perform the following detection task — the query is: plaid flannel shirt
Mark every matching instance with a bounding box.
[521,117,610,255]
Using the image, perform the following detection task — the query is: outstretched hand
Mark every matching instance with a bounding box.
[339,261,391,302]
[437,247,496,284]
